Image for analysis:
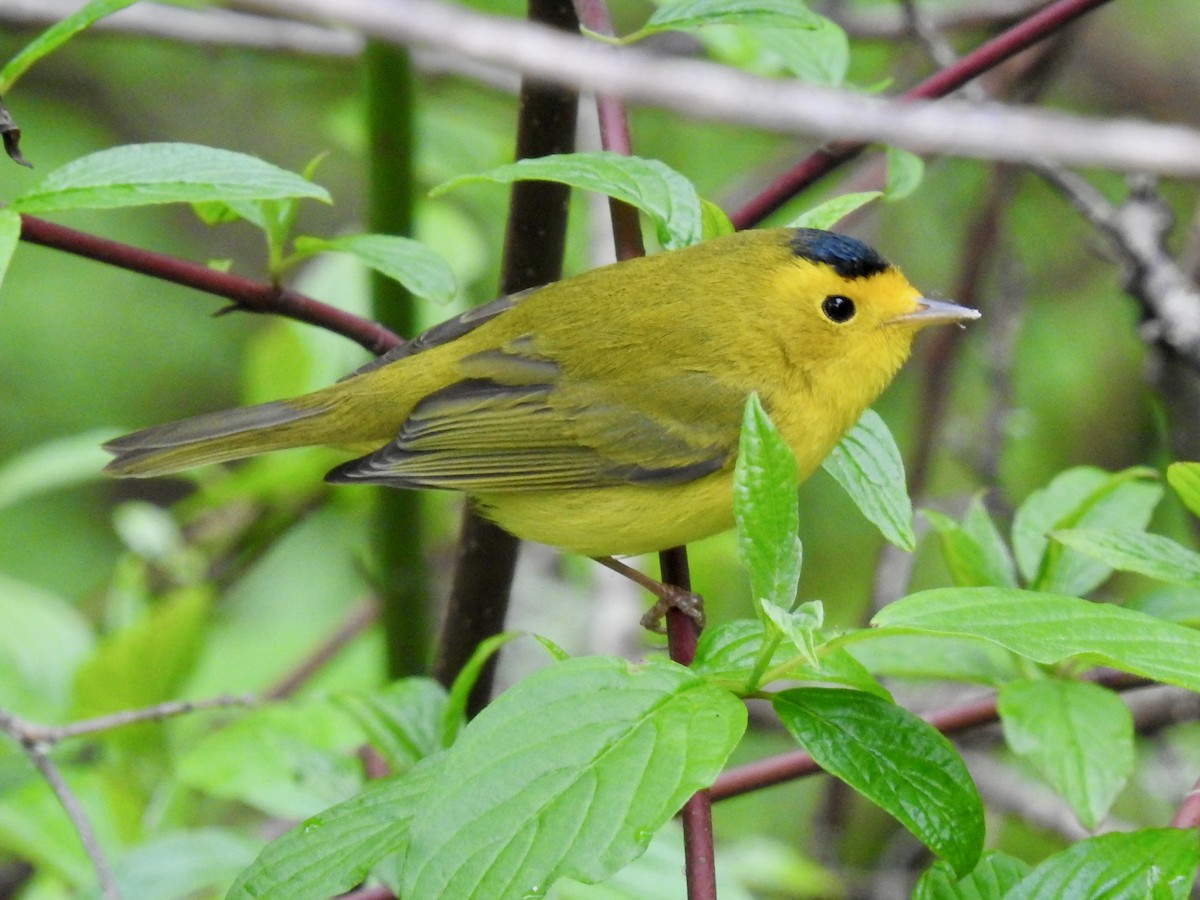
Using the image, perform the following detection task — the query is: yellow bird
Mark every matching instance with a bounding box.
[105,228,978,557]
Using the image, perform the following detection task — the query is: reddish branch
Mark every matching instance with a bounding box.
[712,671,1151,802]
[575,2,716,895]
[18,214,402,354]
[730,0,1115,229]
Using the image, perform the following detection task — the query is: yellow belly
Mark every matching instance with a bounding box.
[473,472,735,557]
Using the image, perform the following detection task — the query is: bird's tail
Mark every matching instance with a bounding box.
[103,396,337,477]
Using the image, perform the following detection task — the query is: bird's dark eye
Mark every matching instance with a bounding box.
[821,294,856,323]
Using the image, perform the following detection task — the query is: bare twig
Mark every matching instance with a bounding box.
[572,0,643,262]
[23,747,119,900]
[1039,170,1200,365]
[1170,774,1200,828]
[659,548,717,900]
[224,0,1200,180]
[0,694,253,900]
[0,695,253,745]
[263,599,379,701]
[2,0,360,56]
[825,0,1058,39]
[18,216,402,355]
[1036,165,1200,471]
[710,671,1150,801]
[733,0,1109,227]
[961,750,1110,841]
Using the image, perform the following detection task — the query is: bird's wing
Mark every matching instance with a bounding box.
[325,335,744,492]
[342,289,534,379]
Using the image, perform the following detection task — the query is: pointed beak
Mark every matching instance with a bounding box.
[889,297,981,327]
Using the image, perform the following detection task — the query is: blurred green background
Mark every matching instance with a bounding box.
[0,0,1197,895]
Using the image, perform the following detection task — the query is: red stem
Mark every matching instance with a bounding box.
[730,0,1116,230]
[1170,775,1200,828]
[573,0,644,261]
[575,3,715,894]
[711,671,1149,801]
[659,548,715,900]
[18,214,402,354]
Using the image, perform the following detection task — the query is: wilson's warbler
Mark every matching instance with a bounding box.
[104,228,978,556]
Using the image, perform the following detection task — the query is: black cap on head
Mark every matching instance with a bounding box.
[789,228,891,279]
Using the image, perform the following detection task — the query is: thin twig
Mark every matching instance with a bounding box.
[0,695,253,746]
[660,548,717,900]
[960,750,1094,841]
[18,216,402,355]
[263,599,380,701]
[0,693,254,900]
[2,0,360,56]
[828,0,1059,39]
[1038,169,1200,366]
[710,671,1150,801]
[732,0,1114,228]
[225,0,1200,181]
[1170,774,1200,828]
[24,747,119,900]
[572,0,644,262]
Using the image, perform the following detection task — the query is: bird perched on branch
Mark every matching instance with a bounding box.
[104,227,978,557]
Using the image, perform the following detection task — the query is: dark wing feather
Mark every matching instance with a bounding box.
[342,290,535,380]
[326,336,739,492]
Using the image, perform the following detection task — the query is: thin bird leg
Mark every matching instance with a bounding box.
[593,556,706,632]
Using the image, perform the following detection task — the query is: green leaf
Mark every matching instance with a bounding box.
[1052,529,1200,590]
[442,630,523,747]
[753,16,849,86]
[761,599,822,663]
[1011,466,1161,595]
[0,766,125,885]
[178,701,364,820]
[788,192,881,230]
[293,234,458,306]
[884,147,925,201]
[401,656,746,899]
[692,620,890,698]
[226,756,442,900]
[633,0,820,41]
[0,0,143,94]
[699,198,734,239]
[846,633,1022,686]
[0,574,94,719]
[997,679,1133,829]
[333,679,448,772]
[1126,586,1200,626]
[691,619,797,682]
[1167,462,1200,518]
[191,199,245,225]
[10,143,331,213]
[772,688,983,877]
[0,208,21,289]
[0,429,117,511]
[873,587,1200,693]
[73,588,210,724]
[913,850,1032,900]
[924,499,1018,589]
[94,828,259,900]
[1005,828,1199,900]
[822,409,915,551]
[431,152,701,250]
[734,394,802,616]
